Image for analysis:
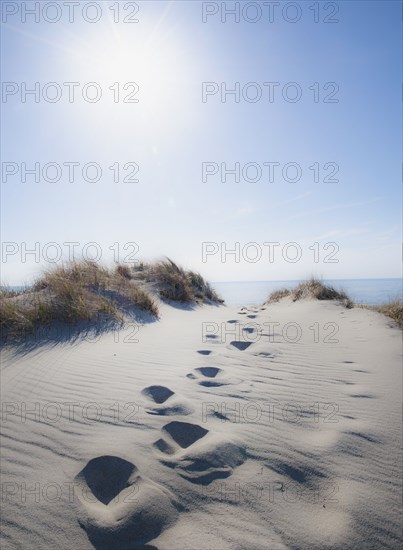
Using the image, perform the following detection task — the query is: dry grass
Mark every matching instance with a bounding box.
[362,300,403,328]
[0,290,91,338]
[129,258,223,304]
[266,277,353,308]
[266,288,292,303]
[1,258,221,342]
[292,277,353,307]
[266,278,402,328]
[188,270,223,303]
[1,261,157,341]
[115,264,132,279]
[145,259,194,302]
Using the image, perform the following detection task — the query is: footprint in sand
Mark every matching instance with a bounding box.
[154,422,246,485]
[162,421,208,448]
[154,421,208,455]
[74,455,179,547]
[228,340,253,351]
[142,385,174,404]
[196,379,226,388]
[187,365,241,387]
[142,385,193,416]
[196,367,221,378]
[242,326,256,334]
[187,366,231,387]
[254,351,275,358]
[197,349,213,355]
[227,321,257,337]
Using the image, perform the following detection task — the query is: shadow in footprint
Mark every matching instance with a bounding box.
[227,320,238,324]
[163,421,208,449]
[154,438,176,455]
[247,315,257,319]
[80,456,135,505]
[199,380,228,388]
[228,341,252,351]
[195,367,221,378]
[142,386,174,404]
[188,367,233,387]
[197,350,212,355]
[147,404,192,417]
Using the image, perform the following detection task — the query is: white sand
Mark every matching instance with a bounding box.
[1,299,402,549]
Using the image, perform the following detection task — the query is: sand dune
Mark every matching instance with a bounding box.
[1,298,402,549]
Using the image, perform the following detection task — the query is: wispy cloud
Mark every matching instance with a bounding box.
[311,227,370,241]
[235,206,257,217]
[281,191,313,206]
[286,198,382,222]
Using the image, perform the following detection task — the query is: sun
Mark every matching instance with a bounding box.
[63,15,191,134]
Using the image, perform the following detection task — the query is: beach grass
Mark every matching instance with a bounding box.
[116,258,224,304]
[266,277,403,328]
[359,300,403,328]
[266,277,353,308]
[0,259,222,341]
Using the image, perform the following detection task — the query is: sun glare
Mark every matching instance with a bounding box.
[63,19,192,137]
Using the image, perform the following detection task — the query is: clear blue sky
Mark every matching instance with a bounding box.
[1,1,401,284]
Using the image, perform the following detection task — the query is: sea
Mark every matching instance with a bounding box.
[211,279,402,307]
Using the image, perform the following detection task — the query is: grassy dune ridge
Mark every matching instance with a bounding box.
[1,272,401,342]
[0,258,223,341]
[266,277,354,308]
[266,276,402,327]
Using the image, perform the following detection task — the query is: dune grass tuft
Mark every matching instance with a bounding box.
[266,288,292,303]
[128,258,223,304]
[188,270,223,303]
[145,259,194,302]
[362,300,403,328]
[115,264,132,280]
[266,277,353,308]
